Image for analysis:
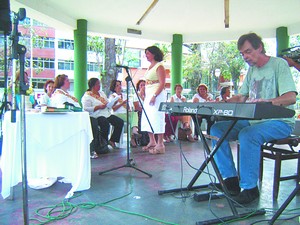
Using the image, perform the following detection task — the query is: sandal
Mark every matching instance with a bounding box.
[142,144,156,151]
[130,137,137,148]
[109,141,116,148]
[90,151,99,159]
[149,146,165,154]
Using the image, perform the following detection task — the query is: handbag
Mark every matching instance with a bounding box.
[90,131,109,154]
[139,131,149,146]
[178,123,192,141]
[97,134,110,154]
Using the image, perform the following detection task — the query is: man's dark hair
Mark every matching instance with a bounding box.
[237,33,266,54]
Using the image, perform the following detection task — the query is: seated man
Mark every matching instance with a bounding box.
[210,33,297,204]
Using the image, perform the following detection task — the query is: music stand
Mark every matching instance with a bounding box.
[99,67,152,177]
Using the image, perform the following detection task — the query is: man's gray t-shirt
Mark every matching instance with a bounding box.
[240,57,297,127]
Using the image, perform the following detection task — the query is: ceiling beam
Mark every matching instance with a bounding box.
[224,0,229,28]
[136,0,159,25]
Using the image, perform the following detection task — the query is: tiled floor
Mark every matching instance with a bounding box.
[0,138,299,225]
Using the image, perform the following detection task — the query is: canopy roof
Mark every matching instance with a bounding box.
[10,0,300,43]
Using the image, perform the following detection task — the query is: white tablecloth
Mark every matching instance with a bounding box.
[1,111,93,199]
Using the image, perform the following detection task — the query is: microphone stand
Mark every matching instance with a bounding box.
[10,8,29,225]
[99,67,152,177]
[0,33,10,117]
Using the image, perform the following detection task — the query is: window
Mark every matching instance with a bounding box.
[33,37,55,49]
[58,39,74,50]
[32,19,49,27]
[19,17,31,26]
[87,62,100,72]
[58,60,74,70]
[32,57,55,69]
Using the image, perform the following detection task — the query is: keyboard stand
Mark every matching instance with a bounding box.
[268,183,300,224]
[158,119,266,224]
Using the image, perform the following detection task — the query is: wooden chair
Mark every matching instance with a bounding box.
[259,136,300,199]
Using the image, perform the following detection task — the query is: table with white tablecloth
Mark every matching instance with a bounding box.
[1,111,93,199]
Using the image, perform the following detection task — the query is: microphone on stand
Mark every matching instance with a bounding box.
[116,64,130,69]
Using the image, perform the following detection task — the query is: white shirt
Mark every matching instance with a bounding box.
[171,94,186,103]
[81,90,112,118]
[38,93,50,105]
[50,89,81,108]
[109,92,133,114]
[192,93,213,102]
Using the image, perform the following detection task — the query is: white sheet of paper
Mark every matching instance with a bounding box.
[107,96,120,109]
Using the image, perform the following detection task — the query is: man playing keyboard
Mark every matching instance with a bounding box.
[210,33,298,205]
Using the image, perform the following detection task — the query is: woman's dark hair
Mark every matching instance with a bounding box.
[237,32,266,54]
[44,80,54,93]
[109,79,121,92]
[87,78,99,91]
[145,46,164,62]
[174,84,183,91]
[220,86,229,96]
[54,74,68,89]
[136,79,145,91]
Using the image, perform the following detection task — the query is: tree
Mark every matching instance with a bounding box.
[182,41,246,96]
[87,36,126,95]
[183,44,204,94]
[103,37,117,95]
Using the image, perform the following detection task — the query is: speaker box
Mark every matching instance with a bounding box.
[0,0,12,34]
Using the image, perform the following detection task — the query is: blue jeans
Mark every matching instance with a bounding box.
[210,120,292,189]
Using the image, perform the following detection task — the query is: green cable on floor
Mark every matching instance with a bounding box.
[29,177,180,225]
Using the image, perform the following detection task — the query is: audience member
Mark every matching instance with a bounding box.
[50,74,81,108]
[192,83,215,139]
[216,86,230,102]
[165,84,194,142]
[141,46,167,154]
[133,79,149,146]
[8,70,35,109]
[211,32,297,204]
[38,80,54,106]
[81,78,124,156]
[109,79,140,147]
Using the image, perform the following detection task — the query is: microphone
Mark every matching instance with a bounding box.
[116,64,129,69]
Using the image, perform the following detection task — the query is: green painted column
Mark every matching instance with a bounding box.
[276,26,289,57]
[74,19,87,104]
[171,34,183,95]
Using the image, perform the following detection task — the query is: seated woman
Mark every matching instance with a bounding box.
[81,78,124,156]
[192,83,215,139]
[109,79,140,147]
[38,80,54,106]
[50,74,81,108]
[8,70,35,110]
[165,84,194,142]
[133,79,149,146]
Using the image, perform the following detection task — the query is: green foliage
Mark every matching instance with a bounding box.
[183,41,246,94]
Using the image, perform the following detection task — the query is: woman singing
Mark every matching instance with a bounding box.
[141,46,167,154]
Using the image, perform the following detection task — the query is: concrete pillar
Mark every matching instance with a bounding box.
[276,26,289,57]
[171,34,183,95]
[73,19,87,104]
